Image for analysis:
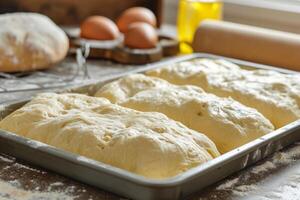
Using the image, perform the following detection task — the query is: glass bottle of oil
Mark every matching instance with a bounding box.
[177,0,223,53]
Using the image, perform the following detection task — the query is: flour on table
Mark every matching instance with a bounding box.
[273,144,300,164]
[216,178,239,190]
[232,184,258,197]
[214,143,300,199]
[250,161,276,174]
[0,179,75,200]
[0,155,14,163]
[49,182,64,187]
[13,162,44,173]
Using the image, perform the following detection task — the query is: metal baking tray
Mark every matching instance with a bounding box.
[0,53,299,200]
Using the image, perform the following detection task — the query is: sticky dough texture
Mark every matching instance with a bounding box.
[0,93,219,179]
[95,74,274,153]
[0,12,69,72]
[147,59,300,128]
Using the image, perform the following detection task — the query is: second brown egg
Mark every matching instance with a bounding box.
[124,22,158,49]
[117,7,157,33]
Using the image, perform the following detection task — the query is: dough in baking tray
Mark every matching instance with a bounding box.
[0,13,69,72]
[0,93,219,179]
[95,74,274,153]
[147,58,300,128]
[95,73,171,103]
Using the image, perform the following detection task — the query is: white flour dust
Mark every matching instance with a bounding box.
[0,180,75,200]
[214,143,300,199]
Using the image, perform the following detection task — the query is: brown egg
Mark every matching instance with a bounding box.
[117,7,157,33]
[124,22,158,49]
[80,16,119,40]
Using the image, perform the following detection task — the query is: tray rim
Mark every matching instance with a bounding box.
[0,53,300,188]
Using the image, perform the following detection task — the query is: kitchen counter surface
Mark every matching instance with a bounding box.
[1,58,300,200]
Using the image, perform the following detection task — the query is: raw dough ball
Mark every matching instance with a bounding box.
[95,74,274,153]
[0,13,69,72]
[147,59,300,128]
[0,93,219,179]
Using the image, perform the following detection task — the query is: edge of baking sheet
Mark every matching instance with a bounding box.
[0,53,300,200]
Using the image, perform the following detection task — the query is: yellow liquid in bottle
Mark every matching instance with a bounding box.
[177,0,223,53]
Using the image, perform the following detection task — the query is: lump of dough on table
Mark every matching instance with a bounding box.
[0,12,69,72]
[0,93,219,179]
[147,58,300,128]
[95,74,274,153]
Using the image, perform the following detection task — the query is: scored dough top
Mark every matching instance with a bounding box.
[95,74,275,153]
[0,93,219,179]
[0,12,69,72]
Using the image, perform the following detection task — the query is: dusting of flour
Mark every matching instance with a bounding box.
[0,180,74,200]
[214,143,300,199]
[0,154,90,199]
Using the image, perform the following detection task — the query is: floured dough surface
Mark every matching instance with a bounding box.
[95,74,274,153]
[95,74,171,103]
[0,13,69,72]
[95,74,171,102]
[147,59,300,128]
[0,93,219,179]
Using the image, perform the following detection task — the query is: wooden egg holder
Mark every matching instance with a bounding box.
[67,31,179,65]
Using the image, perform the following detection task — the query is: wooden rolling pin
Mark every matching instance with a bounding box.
[193,20,300,71]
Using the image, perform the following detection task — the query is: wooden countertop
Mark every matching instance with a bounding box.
[1,58,300,200]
